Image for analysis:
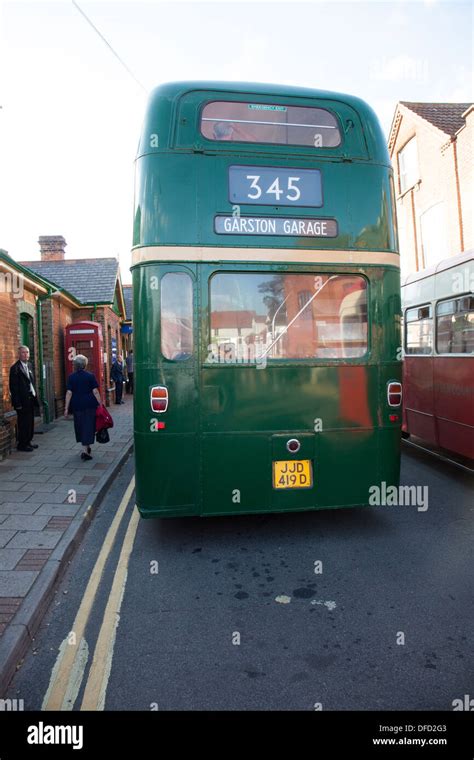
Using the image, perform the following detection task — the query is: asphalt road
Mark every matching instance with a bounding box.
[6,446,473,711]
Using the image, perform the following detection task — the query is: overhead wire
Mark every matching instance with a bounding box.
[71,0,148,93]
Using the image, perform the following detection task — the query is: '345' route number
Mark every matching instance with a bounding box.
[246,174,300,202]
[229,165,323,207]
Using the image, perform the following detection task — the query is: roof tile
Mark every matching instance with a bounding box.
[19,258,119,304]
[400,101,472,136]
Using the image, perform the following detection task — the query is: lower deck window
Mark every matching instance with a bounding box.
[405,305,432,355]
[161,273,193,360]
[209,273,367,360]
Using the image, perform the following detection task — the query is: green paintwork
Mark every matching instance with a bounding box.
[132,82,396,252]
[131,82,401,517]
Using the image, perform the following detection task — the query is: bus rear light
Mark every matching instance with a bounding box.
[389,414,399,422]
[151,386,168,413]
[387,382,402,407]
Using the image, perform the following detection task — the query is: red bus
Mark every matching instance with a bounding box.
[401,250,474,461]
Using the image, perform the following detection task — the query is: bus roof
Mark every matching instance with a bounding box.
[142,80,390,164]
[150,80,378,109]
[401,249,473,288]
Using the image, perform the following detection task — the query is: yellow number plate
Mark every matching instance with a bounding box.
[273,460,313,489]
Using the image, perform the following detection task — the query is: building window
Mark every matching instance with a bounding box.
[420,202,447,269]
[297,290,313,319]
[398,137,419,194]
[396,204,410,275]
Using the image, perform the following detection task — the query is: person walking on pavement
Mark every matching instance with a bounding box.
[111,354,125,404]
[64,354,101,461]
[125,350,134,394]
[9,345,39,452]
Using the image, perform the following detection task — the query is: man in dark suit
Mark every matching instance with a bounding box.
[9,346,39,452]
[111,354,125,404]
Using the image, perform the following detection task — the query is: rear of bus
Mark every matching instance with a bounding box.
[131,82,402,517]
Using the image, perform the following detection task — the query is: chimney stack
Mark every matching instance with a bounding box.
[39,235,66,261]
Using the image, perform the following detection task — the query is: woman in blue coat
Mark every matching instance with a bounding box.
[64,354,101,460]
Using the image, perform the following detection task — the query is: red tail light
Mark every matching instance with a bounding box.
[150,386,168,413]
[387,381,402,407]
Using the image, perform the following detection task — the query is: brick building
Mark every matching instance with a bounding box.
[388,102,473,275]
[0,237,127,460]
[0,249,81,459]
[21,236,127,410]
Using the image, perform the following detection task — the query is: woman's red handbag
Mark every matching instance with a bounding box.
[95,404,114,432]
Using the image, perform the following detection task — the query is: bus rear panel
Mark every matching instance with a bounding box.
[131,82,401,517]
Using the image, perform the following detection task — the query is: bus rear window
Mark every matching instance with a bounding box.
[161,273,193,360]
[209,273,367,361]
[201,101,341,148]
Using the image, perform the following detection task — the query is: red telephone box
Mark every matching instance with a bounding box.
[65,321,105,401]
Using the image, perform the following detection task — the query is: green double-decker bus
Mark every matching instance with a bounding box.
[131,81,402,518]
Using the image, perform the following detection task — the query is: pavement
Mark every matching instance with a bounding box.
[0,398,134,695]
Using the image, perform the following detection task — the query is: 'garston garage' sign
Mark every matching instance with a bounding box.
[214,215,338,237]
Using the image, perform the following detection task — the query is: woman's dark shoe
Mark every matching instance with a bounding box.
[81,453,92,461]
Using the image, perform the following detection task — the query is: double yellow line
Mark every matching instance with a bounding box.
[42,476,139,711]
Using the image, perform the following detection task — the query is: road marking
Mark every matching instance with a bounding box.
[42,476,135,710]
[42,637,89,711]
[80,505,140,710]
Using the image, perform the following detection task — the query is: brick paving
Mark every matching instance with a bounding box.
[0,401,133,641]
[0,599,21,636]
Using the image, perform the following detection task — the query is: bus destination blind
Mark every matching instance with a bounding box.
[214,215,338,237]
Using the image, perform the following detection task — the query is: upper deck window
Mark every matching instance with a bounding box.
[436,296,474,354]
[398,137,419,194]
[201,101,342,148]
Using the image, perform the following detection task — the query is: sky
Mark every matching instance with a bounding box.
[0,0,472,284]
